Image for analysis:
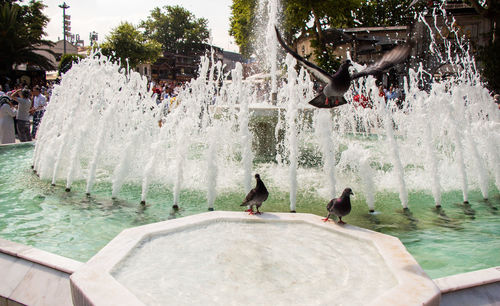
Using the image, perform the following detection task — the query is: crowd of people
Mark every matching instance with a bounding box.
[0,83,52,144]
[150,81,185,123]
[351,83,405,109]
[151,81,185,102]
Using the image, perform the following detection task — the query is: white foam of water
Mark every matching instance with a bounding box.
[285,54,299,211]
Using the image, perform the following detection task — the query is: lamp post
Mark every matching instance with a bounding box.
[59,2,70,54]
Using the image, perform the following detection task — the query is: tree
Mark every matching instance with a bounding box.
[99,22,162,69]
[140,5,210,54]
[58,53,84,75]
[353,0,428,27]
[0,1,55,77]
[229,0,257,58]
[284,0,362,73]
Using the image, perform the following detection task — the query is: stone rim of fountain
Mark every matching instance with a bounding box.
[69,211,441,305]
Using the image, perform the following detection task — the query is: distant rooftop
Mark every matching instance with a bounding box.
[223,50,246,62]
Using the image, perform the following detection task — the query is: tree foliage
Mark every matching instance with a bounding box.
[0,1,55,75]
[229,0,257,58]
[140,5,210,54]
[58,53,84,75]
[353,0,427,27]
[282,0,360,35]
[284,0,361,73]
[100,22,162,68]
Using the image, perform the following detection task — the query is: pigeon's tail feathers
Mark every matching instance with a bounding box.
[274,27,333,84]
[351,42,414,80]
[309,93,347,109]
[240,202,248,207]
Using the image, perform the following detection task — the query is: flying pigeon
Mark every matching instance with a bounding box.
[323,188,354,224]
[275,27,413,108]
[240,174,269,215]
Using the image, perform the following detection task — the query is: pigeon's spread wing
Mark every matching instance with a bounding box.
[241,188,256,206]
[351,43,413,80]
[275,27,333,84]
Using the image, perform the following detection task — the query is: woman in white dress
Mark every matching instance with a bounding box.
[0,97,17,144]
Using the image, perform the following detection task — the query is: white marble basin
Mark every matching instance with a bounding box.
[70,212,440,305]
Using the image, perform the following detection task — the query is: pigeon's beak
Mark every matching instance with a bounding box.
[350,191,354,196]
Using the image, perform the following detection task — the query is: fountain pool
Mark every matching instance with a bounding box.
[1,143,499,280]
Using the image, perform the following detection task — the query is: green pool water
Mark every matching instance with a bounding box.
[1,144,499,279]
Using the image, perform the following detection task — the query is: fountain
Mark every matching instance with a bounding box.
[0,1,499,304]
[32,43,498,211]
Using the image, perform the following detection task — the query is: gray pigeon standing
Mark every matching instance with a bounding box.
[323,188,354,224]
[240,174,269,215]
[275,27,413,108]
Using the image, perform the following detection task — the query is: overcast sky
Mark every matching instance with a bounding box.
[42,0,239,52]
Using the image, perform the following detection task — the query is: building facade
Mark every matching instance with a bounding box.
[137,45,225,83]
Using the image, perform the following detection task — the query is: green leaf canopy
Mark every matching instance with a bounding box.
[140,5,210,54]
[100,22,162,69]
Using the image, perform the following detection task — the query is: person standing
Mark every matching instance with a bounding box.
[0,95,16,144]
[30,85,47,138]
[11,89,32,142]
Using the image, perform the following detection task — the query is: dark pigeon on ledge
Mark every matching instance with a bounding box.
[323,188,354,224]
[240,174,269,215]
[275,26,413,108]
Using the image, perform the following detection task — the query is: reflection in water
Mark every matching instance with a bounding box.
[483,200,498,215]
[433,206,449,219]
[366,211,381,226]
[400,208,419,231]
[168,205,181,220]
[459,202,476,220]
[431,206,462,230]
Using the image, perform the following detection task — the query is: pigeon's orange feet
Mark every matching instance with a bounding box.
[255,211,262,215]
[322,218,329,222]
[338,220,346,225]
[248,210,255,215]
